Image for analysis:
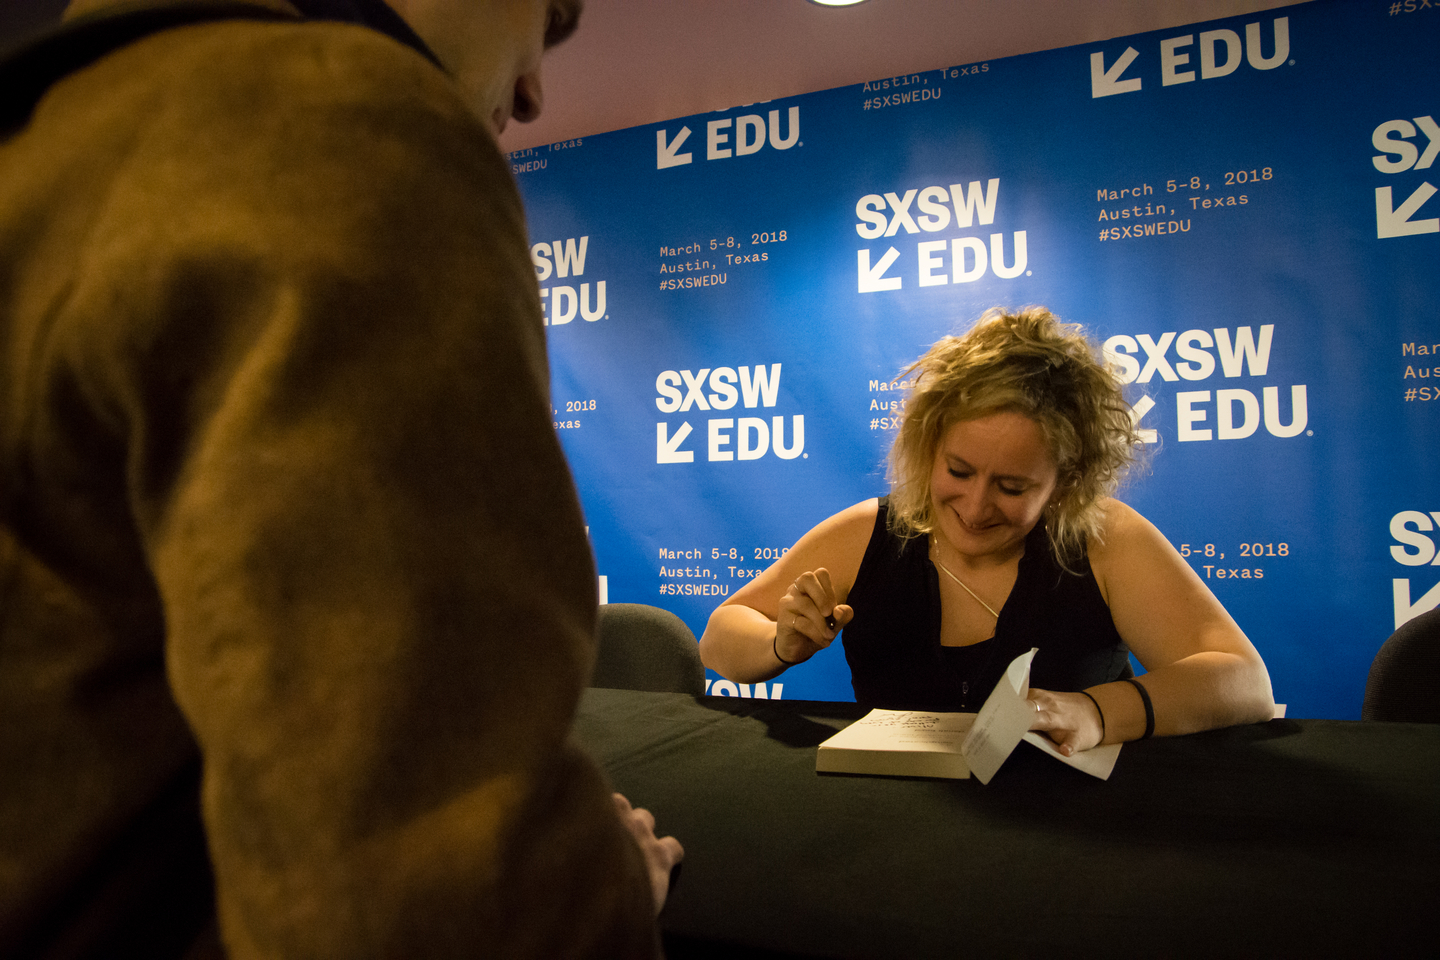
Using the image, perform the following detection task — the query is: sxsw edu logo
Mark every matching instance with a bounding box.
[653,363,805,464]
[656,107,800,169]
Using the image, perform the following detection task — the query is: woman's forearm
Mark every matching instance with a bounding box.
[699,604,789,683]
[1088,650,1275,743]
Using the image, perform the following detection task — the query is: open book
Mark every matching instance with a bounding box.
[816,649,1121,783]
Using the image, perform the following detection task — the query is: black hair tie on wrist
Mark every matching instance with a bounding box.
[773,632,797,666]
[1125,677,1155,739]
[1079,689,1106,741]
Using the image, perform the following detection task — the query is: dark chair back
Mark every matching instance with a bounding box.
[592,603,706,695]
[1362,608,1440,722]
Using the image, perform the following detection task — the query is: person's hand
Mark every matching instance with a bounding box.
[613,793,684,915]
[1027,688,1104,756]
[774,568,853,666]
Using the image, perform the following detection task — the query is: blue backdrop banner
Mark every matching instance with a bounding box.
[513,0,1438,719]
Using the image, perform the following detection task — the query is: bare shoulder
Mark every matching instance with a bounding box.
[808,498,881,544]
[1087,499,1189,597]
[723,498,879,612]
[779,497,880,585]
[1089,498,1163,549]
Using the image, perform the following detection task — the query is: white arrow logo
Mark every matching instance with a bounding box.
[656,422,694,463]
[1090,47,1142,99]
[656,127,693,169]
[1394,578,1440,630]
[1376,183,1438,239]
[1127,396,1159,444]
[857,248,902,293]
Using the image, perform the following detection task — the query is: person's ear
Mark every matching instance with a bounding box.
[511,68,543,124]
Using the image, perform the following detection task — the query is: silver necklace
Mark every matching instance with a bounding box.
[931,539,1000,619]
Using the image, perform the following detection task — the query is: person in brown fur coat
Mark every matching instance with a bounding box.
[0,0,680,956]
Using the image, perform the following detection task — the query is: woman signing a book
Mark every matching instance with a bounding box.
[699,306,1275,756]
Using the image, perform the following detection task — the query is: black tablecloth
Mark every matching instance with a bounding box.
[575,688,1440,959]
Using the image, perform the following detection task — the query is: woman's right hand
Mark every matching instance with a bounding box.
[774,568,853,665]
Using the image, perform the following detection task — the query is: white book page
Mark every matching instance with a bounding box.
[961,648,1038,784]
[821,708,975,753]
[1021,732,1121,780]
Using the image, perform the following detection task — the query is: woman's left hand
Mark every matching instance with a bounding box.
[1027,688,1104,756]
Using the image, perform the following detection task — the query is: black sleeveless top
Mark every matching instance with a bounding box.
[841,499,1131,710]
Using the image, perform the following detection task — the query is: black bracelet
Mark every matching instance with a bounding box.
[773,632,798,666]
[1079,690,1106,740]
[1125,677,1155,739]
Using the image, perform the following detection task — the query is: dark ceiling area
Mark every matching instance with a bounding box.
[496,0,1307,152]
[0,0,1308,154]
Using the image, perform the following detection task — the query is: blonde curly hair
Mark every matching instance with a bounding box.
[887,306,1142,564]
